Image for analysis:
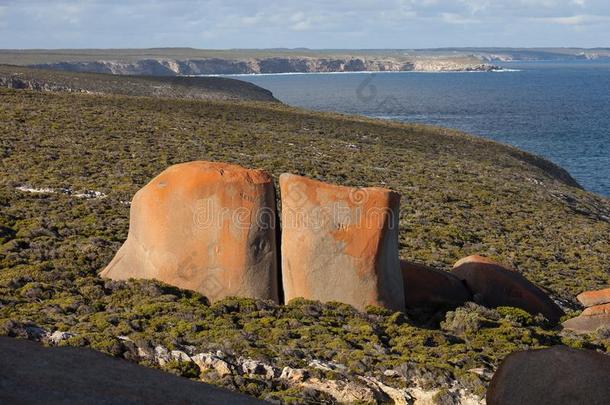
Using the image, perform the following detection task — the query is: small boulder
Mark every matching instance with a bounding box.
[48,331,74,345]
[562,303,610,334]
[451,255,564,323]
[562,315,610,334]
[100,161,279,303]
[582,302,610,316]
[487,346,610,405]
[280,367,309,383]
[577,287,610,308]
[400,260,471,310]
[192,353,233,378]
[279,173,404,311]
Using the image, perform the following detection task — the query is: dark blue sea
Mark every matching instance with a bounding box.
[227,61,610,197]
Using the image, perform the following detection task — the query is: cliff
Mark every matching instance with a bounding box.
[29,56,499,76]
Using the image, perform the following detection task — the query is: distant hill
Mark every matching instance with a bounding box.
[0,64,278,102]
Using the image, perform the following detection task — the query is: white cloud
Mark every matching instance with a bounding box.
[441,12,481,24]
[0,0,609,48]
[535,13,610,25]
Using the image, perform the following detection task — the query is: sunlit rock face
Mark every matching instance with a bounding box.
[279,173,404,311]
[101,161,279,303]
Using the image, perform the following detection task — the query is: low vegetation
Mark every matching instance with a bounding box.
[0,84,609,402]
[0,65,277,101]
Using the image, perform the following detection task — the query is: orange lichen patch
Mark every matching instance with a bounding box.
[279,173,404,311]
[581,303,610,317]
[577,288,610,308]
[400,260,471,309]
[452,255,564,323]
[100,161,279,303]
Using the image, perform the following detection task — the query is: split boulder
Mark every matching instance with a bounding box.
[400,260,471,309]
[279,173,404,311]
[451,255,564,323]
[100,161,279,303]
[486,346,610,405]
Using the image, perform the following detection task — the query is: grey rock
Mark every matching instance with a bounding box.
[0,337,264,404]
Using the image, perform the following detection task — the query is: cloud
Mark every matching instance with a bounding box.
[0,0,608,48]
[534,13,610,25]
[440,12,481,24]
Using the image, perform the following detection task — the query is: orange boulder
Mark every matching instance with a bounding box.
[451,255,564,323]
[100,161,279,303]
[582,302,610,316]
[279,173,404,311]
[563,303,610,334]
[577,288,610,308]
[400,261,471,309]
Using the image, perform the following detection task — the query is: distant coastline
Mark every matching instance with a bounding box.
[23,57,500,76]
[1,47,607,76]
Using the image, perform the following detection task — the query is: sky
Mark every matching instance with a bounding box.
[0,0,609,49]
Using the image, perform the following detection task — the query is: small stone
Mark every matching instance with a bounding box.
[280,367,309,382]
[171,350,191,362]
[49,331,74,345]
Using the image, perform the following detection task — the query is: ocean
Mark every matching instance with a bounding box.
[226,61,610,197]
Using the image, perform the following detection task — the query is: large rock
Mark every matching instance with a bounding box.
[486,346,610,405]
[577,287,610,307]
[0,337,263,404]
[279,173,404,311]
[101,161,279,303]
[451,255,564,323]
[562,303,610,334]
[400,260,471,309]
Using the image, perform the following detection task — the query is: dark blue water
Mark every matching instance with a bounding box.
[228,62,610,197]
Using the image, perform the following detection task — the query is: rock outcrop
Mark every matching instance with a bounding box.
[563,287,610,333]
[577,287,610,307]
[486,346,610,405]
[0,65,278,102]
[279,173,404,311]
[400,260,471,310]
[0,337,263,404]
[451,255,564,323]
[100,161,279,303]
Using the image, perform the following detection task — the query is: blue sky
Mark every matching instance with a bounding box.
[1,0,609,49]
